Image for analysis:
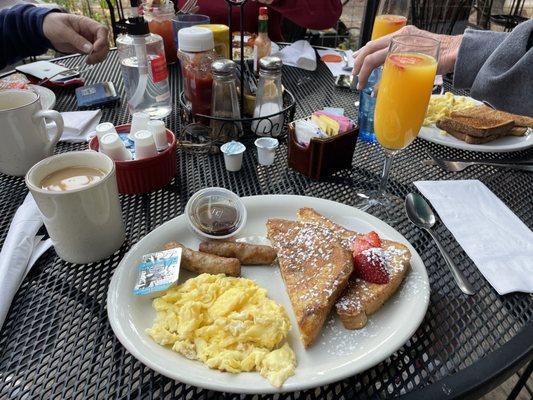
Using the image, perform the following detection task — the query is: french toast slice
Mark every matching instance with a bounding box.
[266,219,353,347]
[296,208,411,330]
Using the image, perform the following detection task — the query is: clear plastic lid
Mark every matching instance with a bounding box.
[185,187,247,239]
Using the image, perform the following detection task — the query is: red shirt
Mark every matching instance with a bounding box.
[176,0,342,41]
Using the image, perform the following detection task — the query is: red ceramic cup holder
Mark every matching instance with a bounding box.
[89,124,177,194]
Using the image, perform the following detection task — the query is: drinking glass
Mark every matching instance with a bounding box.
[172,14,210,49]
[356,35,440,222]
[371,0,410,40]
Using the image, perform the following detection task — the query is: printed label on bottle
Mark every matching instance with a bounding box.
[150,54,168,83]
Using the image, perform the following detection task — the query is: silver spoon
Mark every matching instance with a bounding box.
[405,193,475,295]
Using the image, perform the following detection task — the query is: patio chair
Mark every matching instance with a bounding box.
[490,0,528,31]
[411,0,475,34]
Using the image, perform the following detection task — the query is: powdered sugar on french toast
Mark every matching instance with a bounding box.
[269,222,350,305]
[319,269,429,356]
[360,245,409,275]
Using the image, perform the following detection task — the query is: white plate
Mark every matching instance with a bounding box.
[419,95,533,153]
[29,84,56,110]
[107,195,430,394]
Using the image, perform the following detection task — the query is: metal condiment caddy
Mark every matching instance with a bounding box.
[178,0,296,153]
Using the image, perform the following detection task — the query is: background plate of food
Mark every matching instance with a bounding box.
[107,195,429,394]
[419,93,533,152]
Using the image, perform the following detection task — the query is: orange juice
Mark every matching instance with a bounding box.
[371,15,407,40]
[374,53,437,150]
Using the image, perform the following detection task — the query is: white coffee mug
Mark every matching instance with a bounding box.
[0,89,63,176]
[26,151,126,264]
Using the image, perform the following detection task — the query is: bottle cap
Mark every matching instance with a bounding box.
[147,120,168,151]
[212,59,237,76]
[259,7,268,16]
[178,27,214,52]
[259,56,282,71]
[95,122,117,140]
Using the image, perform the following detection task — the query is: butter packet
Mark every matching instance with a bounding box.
[133,248,182,297]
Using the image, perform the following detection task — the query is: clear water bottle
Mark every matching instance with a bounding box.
[117,4,171,119]
[210,59,242,143]
[358,68,381,143]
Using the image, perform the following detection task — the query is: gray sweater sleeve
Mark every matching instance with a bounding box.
[453,20,533,117]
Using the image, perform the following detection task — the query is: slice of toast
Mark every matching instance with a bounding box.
[453,105,533,128]
[296,208,411,330]
[437,117,512,144]
[266,219,353,347]
[436,114,514,139]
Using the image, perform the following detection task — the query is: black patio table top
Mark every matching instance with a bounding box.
[0,49,531,400]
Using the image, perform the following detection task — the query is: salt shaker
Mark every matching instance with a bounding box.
[252,56,284,137]
[211,59,242,143]
[133,130,158,159]
[100,133,132,161]
[147,120,168,151]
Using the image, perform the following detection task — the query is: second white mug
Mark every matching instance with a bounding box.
[0,89,63,176]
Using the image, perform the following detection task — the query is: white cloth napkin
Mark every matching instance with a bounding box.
[59,110,102,143]
[317,49,354,77]
[278,40,317,71]
[415,180,533,295]
[0,193,44,329]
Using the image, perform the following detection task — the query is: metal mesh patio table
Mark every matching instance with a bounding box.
[0,50,531,400]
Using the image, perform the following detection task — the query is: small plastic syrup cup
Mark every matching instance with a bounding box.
[254,137,279,166]
[185,187,247,240]
[220,141,246,172]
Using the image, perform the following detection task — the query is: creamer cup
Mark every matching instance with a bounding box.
[254,137,279,166]
[220,141,245,172]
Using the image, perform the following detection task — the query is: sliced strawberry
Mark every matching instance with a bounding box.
[351,232,389,284]
[365,231,382,248]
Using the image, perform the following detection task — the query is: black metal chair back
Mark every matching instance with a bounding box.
[104,0,127,42]
[411,0,475,35]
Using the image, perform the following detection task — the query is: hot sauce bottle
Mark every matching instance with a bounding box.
[253,7,272,74]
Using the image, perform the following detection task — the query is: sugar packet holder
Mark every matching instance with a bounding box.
[134,248,183,297]
[288,117,359,180]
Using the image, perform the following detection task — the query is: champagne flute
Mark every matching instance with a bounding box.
[371,0,410,40]
[356,35,440,223]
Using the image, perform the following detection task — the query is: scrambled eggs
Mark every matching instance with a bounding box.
[423,92,477,126]
[146,273,296,387]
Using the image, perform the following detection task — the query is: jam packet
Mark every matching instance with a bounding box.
[133,248,182,297]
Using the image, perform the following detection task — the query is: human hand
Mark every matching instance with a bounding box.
[352,25,463,90]
[43,13,109,64]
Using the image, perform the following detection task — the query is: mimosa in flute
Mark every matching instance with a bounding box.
[374,53,437,150]
[371,15,407,40]
[356,35,439,223]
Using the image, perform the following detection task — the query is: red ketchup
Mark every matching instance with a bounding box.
[177,27,218,122]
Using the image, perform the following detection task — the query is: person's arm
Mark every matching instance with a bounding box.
[0,4,109,71]
[457,20,533,116]
[453,29,507,89]
[258,0,342,30]
[0,4,58,69]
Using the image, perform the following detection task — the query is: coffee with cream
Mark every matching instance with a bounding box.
[40,167,105,192]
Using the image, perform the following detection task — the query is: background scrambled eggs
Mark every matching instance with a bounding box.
[146,273,296,387]
[423,92,477,126]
